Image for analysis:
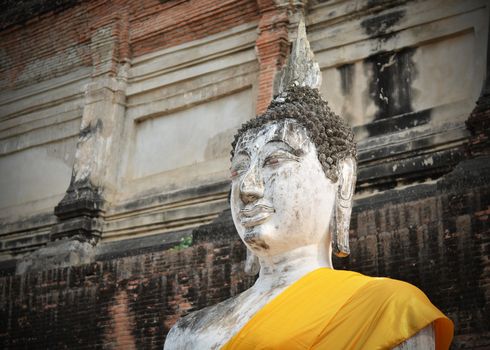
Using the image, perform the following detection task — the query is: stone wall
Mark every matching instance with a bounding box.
[0,0,489,349]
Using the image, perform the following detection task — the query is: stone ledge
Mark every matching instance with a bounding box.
[15,238,95,275]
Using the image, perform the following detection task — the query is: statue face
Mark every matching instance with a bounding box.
[230,119,337,257]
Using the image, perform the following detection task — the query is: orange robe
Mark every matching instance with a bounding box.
[222,268,453,350]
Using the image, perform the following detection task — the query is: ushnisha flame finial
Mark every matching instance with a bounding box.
[275,19,322,94]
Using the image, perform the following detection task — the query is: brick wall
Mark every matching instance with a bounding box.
[0,222,254,349]
[129,0,260,57]
[0,0,284,118]
[0,0,261,88]
[254,0,289,114]
[0,1,91,90]
[0,158,488,349]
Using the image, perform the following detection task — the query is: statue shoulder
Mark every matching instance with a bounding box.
[164,309,204,350]
[164,295,242,350]
[393,324,435,350]
[358,277,446,349]
[364,277,428,301]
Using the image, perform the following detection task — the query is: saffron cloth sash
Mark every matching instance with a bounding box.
[222,268,453,350]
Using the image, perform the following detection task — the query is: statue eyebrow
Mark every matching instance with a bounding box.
[267,121,308,153]
[233,149,251,159]
[264,139,296,153]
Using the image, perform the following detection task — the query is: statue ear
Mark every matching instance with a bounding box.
[244,248,260,276]
[332,157,357,257]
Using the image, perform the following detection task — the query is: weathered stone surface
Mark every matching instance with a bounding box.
[466,28,490,158]
[0,1,262,256]
[275,20,322,93]
[15,238,95,274]
[1,0,486,255]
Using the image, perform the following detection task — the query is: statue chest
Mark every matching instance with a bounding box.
[166,288,285,349]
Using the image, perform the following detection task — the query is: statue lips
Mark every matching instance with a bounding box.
[239,204,275,228]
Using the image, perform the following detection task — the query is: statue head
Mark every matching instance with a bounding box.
[230,84,357,275]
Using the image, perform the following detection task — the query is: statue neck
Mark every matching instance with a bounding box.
[254,244,333,292]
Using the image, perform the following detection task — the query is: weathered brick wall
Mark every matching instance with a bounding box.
[254,0,289,114]
[342,159,490,349]
[0,0,268,256]
[129,0,260,57]
[0,0,260,89]
[0,229,254,349]
[0,1,91,90]
[1,158,489,349]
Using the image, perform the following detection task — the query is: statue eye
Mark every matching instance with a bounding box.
[230,163,249,178]
[263,151,298,167]
[263,157,280,166]
[230,167,243,178]
[231,154,251,178]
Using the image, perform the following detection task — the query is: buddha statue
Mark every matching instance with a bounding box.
[164,22,453,350]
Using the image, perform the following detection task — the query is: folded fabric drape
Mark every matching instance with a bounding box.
[222,268,453,350]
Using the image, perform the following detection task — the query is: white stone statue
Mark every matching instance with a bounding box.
[164,21,452,350]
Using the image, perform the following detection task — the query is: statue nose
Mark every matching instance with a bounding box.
[239,165,264,204]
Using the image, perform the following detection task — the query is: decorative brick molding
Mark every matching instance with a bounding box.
[254,1,290,114]
[253,0,311,114]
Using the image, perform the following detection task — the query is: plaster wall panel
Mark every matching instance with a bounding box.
[0,137,77,219]
[307,0,488,190]
[97,23,259,242]
[410,33,479,113]
[309,0,487,129]
[0,67,87,223]
[321,62,373,128]
[0,67,90,120]
[130,88,253,183]
[127,22,258,98]
[320,31,483,129]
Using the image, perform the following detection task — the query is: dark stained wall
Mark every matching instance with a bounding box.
[1,155,489,349]
[0,217,254,349]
